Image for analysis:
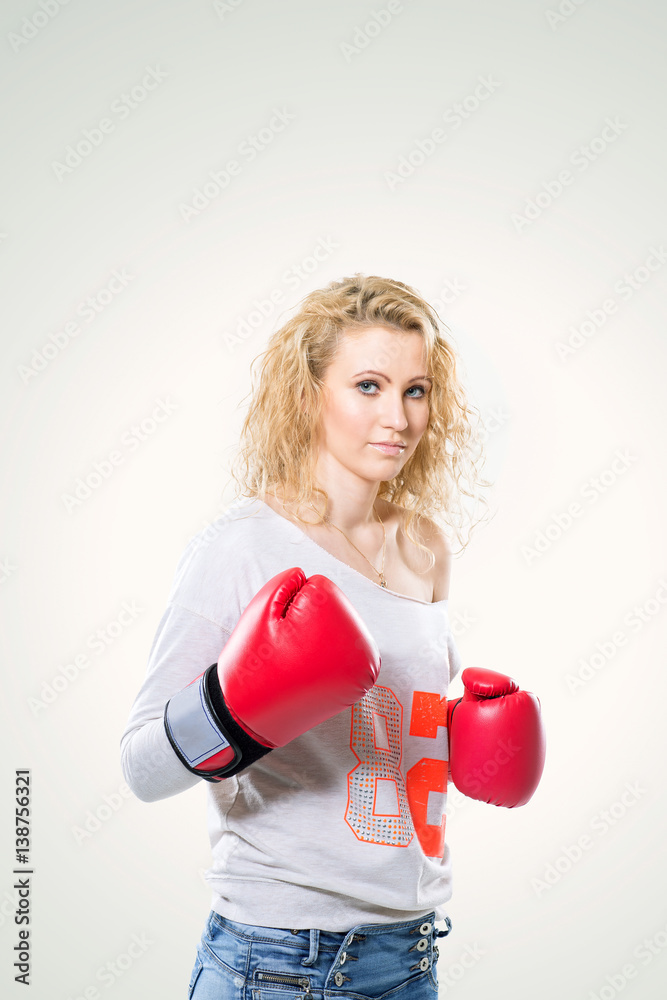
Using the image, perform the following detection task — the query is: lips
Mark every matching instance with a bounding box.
[370,443,405,455]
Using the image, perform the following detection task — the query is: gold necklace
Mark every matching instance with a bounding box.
[307,502,387,588]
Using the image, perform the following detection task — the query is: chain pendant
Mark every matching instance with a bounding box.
[311,501,387,589]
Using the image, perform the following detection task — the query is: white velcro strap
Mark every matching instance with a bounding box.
[165,674,231,768]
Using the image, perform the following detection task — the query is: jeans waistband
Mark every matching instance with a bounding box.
[214,910,452,967]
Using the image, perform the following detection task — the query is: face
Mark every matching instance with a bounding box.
[311,325,432,486]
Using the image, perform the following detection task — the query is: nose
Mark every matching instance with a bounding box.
[380,391,410,430]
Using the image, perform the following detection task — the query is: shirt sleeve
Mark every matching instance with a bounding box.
[120,601,232,802]
[447,628,463,687]
[445,629,462,785]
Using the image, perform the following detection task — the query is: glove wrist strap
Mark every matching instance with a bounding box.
[164,664,272,782]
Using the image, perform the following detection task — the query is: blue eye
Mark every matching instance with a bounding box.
[356,381,427,397]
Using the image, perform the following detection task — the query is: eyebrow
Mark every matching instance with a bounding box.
[352,369,433,384]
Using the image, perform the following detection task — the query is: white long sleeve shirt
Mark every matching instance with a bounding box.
[120,495,462,930]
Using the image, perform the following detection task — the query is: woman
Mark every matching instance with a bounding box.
[121,273,516,998]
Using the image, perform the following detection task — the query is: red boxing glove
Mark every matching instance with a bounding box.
[164,567,381,780]
[447,668,545,807]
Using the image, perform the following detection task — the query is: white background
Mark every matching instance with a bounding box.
[1,1,666,997]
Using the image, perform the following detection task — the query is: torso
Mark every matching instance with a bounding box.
[261,492,445,603]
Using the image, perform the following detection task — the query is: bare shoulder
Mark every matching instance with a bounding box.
[379,500,453,601]
[416,513,453,602]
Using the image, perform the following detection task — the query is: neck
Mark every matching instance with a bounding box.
[311,491,381,532]
[268,474,381,534]
[307,452,382,532]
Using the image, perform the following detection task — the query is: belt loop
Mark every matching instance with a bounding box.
[301,928,320,966]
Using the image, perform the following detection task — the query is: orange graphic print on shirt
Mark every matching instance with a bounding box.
[345,686,449,858]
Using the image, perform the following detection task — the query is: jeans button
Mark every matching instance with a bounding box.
[339,951,347,965]
[419,922,432,935]
[419,956,429,972]
[416,937,428,951]
[334,971,345,986]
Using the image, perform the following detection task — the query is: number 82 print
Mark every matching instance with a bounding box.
[345,686,448,858]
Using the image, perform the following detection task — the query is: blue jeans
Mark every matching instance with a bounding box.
[187,910,452,999]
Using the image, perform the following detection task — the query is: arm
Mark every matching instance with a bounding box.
[162,566,381,782]
[122,568,381,798]
[421,519,457,783]
[120,601,231,802]
[425,521,546,804]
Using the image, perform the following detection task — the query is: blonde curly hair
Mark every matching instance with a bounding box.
[228,273,493,558]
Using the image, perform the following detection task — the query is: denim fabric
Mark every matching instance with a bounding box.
[187,910,452,999]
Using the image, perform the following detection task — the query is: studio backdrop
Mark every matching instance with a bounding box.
[1,1,665,997]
